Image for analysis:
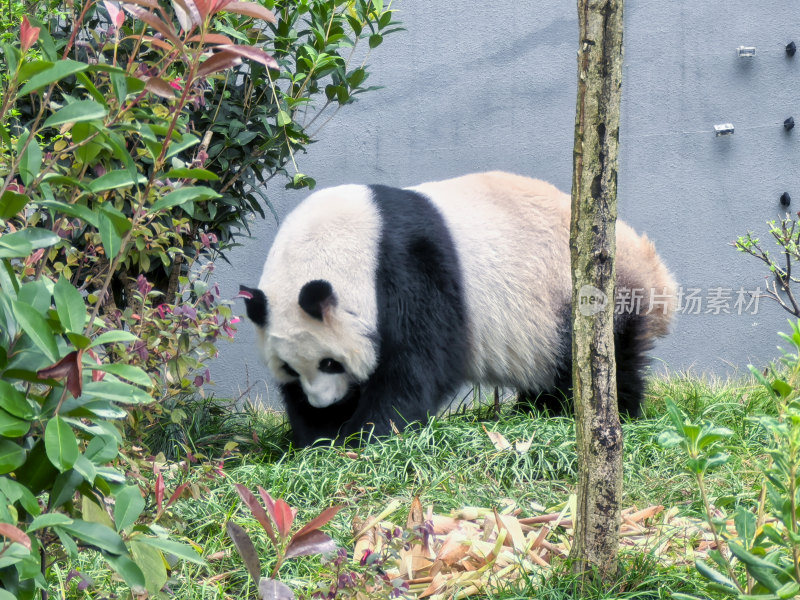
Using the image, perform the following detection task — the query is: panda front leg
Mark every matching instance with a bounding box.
[280,382,354,447]
[337,361,446,444]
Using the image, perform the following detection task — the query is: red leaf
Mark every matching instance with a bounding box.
[188,33,234,45]
[104,0,125,29]
[129,34,175,52]
[120,0,159,8]
[37,350,83,399]
[192,0,213,19]
[165,482,189,508]
[195,50,242,78]
[225,521,262,583]
[0,523,31,550]
[258,487,276,522]
[258,578,295,600]
[87,349,105,382]
[171,0,202,29]
[143,76,177,98]
[218,44,278,70]
[291,505,343,541]
[257,487,295,539]
[20,16,40,53]
[219,1,276,22]
[284,529,336,559]
[122,4,182,47]
[234,483,277,545]
[155,472,165,513]
[273,499,294,538]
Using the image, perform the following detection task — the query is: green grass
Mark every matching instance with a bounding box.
[53,372,778,599]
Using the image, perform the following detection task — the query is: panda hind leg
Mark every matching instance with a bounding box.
[515,360,573,415]
[515,314,653,418]
[614,314,653,418]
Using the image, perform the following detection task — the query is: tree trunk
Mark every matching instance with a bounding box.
[569,0,624,581]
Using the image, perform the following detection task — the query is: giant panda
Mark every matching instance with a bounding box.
[241,172,676,447]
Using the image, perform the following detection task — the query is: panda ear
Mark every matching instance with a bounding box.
[298,280,337,321]
[239,285,268,328]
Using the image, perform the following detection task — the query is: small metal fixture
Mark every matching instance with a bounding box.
[785,117,795,131]
[714,123,735,136]
[736,46,757,57]
[781,192,792,207]
[787,41,797,57]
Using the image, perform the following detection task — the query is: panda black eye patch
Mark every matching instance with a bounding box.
[282,363,300,377]
[318,358,345,374]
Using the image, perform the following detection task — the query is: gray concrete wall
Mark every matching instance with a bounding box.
[211,1,800,404]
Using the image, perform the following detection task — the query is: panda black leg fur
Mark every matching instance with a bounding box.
[614,314,652,418]
[516,314,652,418]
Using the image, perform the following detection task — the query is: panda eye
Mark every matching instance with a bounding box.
[318,358,345,374]
[282,363,299,378]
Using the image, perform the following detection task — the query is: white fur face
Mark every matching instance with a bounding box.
[265,332,352,408]
[254,185,382,408]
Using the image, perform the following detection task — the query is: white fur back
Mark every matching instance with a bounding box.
[410,173,573,390]
[411,171,676,391]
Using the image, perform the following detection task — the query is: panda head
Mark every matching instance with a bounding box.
[240,278,377,409]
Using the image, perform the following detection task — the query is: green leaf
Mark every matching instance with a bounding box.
[0,439,26,474]
[97,207,129,260]
[777,581,800,599]
[14,441,55,494]
[114,486,145,531]
[88,169,146,193]
[73,455,97,484]
[89,331,138,347]
[54,277,87,334]
[771,379,793,398]
[368,33,383,48]
[12,299,58,362]
[695,558,737,589]
[734,508,757,547]
[0,477,41,516]
[135,536,206,565]
[0,381,38,419]
[0,227,60,259]
[103,552,146,591]
[66,332,92,349]
[28,513,73,532]
[44,100,107,128]
[728,541,783,572]
[39,200,99,227]
[59,519,127,554]
[74,71,107,106]
[0,191,29,220]
[0,408,30,438]
[277,110,292,126]
[82,494,114,529]
[150,186,221,212]
[49,469,82,508]
[17,134,42,187]
[90,363,152,387]
[45,416,80,472]
[163,168,219,181]
[81,380,152,404]
[84,435,119,464]
[164,133,200,159]
[0,591,17,600]
[18,59,89,96]
[131,540,168,594]
[0,259,20,295]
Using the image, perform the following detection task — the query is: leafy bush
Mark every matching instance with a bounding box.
[661,321,800,600]
[736,215,800,317]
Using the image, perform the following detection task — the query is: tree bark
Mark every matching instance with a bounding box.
[569,0,624,581]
